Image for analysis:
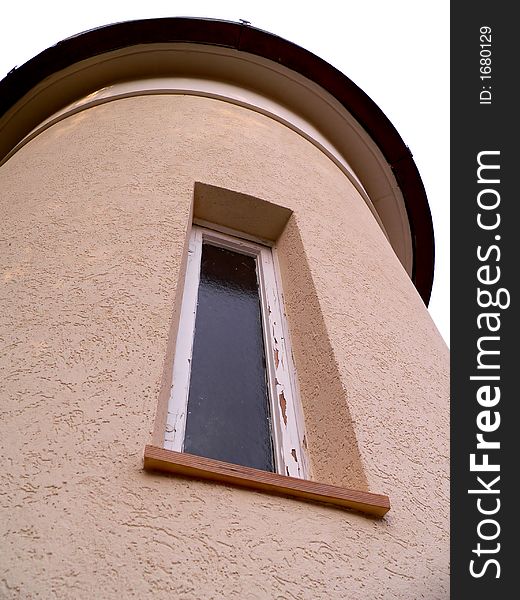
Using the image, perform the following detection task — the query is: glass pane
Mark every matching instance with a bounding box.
[183,243,275,472]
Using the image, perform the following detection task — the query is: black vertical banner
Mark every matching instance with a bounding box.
[451,3,517,597]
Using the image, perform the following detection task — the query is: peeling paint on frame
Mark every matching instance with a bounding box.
[164,224,309,479]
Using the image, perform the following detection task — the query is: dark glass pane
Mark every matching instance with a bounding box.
[183,243,274,472]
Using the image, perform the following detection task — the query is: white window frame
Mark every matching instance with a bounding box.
[164,224,309,479]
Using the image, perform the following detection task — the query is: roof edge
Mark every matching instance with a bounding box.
[0,17,434,303]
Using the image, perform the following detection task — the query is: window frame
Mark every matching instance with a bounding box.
[164,225,309,479]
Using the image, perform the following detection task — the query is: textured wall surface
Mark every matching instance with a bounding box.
[0,95,449,599]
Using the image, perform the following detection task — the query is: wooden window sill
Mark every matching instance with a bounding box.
[143,445,390,517]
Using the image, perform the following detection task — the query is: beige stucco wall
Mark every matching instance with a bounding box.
[0,95,449,599]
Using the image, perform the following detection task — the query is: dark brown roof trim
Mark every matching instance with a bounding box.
[0,17,434,303]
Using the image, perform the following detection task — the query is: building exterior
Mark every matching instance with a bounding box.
[0,18,449,599]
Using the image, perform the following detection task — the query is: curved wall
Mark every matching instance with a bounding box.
[0,95,449,598]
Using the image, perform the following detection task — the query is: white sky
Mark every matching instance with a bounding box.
[1,1,450,345]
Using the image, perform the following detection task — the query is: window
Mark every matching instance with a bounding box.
[164,225,308,478]
[145,221,390,516]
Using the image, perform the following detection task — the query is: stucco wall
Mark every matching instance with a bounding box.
[0,95,449,599]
